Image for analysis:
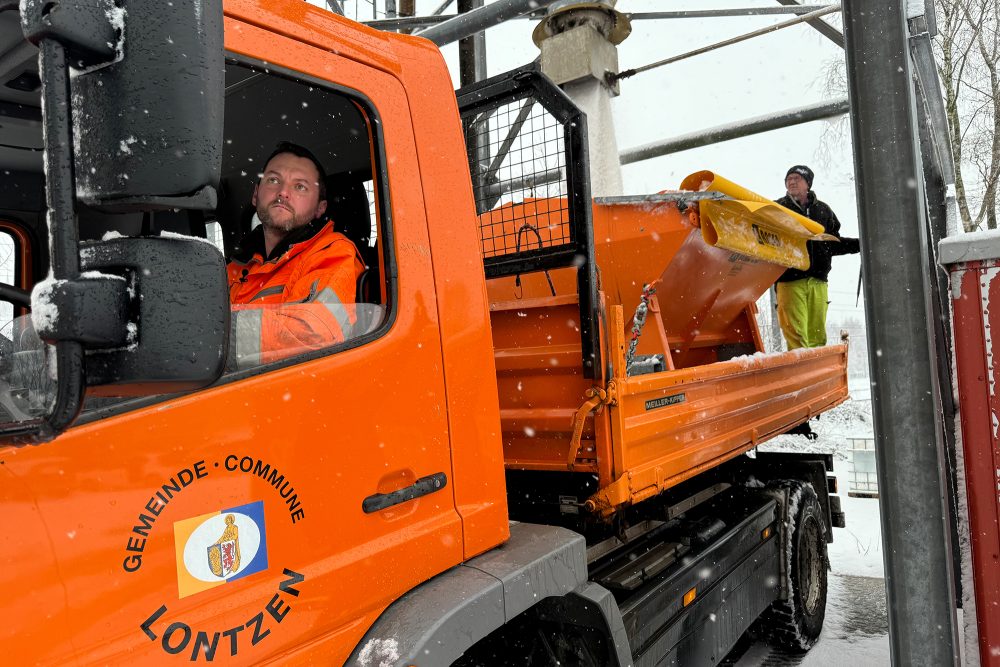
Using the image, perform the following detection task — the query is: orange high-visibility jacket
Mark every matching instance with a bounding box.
[226,219,365,368]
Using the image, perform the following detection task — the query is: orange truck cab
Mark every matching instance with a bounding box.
[0,2,846,665]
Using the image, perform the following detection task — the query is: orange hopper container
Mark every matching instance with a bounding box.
[484,185,849,517]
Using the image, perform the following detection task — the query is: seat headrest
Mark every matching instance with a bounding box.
[325,175,372,250]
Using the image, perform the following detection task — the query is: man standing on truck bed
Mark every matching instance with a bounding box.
[775,165,860,350]
[226,142,365,369]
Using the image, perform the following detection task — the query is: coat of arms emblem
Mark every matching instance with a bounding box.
[175,501,267,598]
[206,514,242,578]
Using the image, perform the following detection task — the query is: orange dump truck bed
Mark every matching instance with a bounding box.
[486,194,849,517]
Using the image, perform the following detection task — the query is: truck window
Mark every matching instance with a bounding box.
[0,221,47,423]
[0,230,17,339]
[0,223,31,344]
[73,61,393,417]
[204,220,225,255]
[219,60,391,373]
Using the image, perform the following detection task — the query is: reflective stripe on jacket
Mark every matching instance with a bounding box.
[226,220,365,367]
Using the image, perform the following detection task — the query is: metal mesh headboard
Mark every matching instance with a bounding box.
[457,65,599,378]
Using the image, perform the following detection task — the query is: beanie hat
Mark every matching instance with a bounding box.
[786,165,814,188]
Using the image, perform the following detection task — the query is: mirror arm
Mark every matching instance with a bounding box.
[0,283,31,306]
[21,0,123,438]
[19,1,121,437]
[31,274,129,347]
[33,40,86,436]
[36,41,79,278]
[20,0,118,68]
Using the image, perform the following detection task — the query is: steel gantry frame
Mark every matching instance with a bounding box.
[844,1,960,664]
[353,1,964,663]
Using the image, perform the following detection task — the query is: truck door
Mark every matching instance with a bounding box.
[0,21,462,667]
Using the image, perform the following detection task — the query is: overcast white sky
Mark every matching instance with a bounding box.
[321,0,868,329]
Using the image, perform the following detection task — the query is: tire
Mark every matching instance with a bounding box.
[760,480,829,652]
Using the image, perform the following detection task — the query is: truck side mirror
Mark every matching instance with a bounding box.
[22,0,224,210]
[5,0,227,442]
[76,236,229,394]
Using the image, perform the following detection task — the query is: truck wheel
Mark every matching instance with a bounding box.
[451,604,611,666]
[761,480,828,652]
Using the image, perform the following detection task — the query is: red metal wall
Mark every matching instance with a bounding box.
[950,257,1000,665]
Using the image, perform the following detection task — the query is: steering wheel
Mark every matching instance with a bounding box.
[0,283,29,308]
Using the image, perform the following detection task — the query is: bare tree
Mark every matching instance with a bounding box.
[815,56,850,173]
[936,0,1000,231]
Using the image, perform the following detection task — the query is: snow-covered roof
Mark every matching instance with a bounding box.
[939,230,1000,265]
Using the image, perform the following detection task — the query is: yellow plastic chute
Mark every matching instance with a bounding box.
[679,170,839,270]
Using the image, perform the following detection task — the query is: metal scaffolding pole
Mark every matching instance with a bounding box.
[458,0,486,86]
[842,1,960,665]
[417,0,561,46]
[775,0,843,46]
[908,8,964,612]
[628,6,832,19]
[365,5,835,32]
[620,97,848,164]
[458,0,489,208]
[615,4,840,81]
[433,0,457,16]
[512,97,849,192]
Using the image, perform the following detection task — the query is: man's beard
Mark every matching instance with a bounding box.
[258,201,305,231]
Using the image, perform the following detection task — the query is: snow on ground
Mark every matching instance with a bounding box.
[730,390,892,665]
[759,387,884,579]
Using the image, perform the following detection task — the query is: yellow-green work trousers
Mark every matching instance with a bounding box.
[776,277,829,350]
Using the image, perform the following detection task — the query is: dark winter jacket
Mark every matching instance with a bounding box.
[776,191,860,283]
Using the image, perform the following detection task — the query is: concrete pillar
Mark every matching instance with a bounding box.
[533,0,631,197]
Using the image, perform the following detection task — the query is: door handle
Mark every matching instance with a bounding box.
[362,472,448,514]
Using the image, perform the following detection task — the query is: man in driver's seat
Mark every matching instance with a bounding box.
[226,142,364,369]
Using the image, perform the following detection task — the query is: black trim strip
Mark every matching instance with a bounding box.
[362,472,448,514]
